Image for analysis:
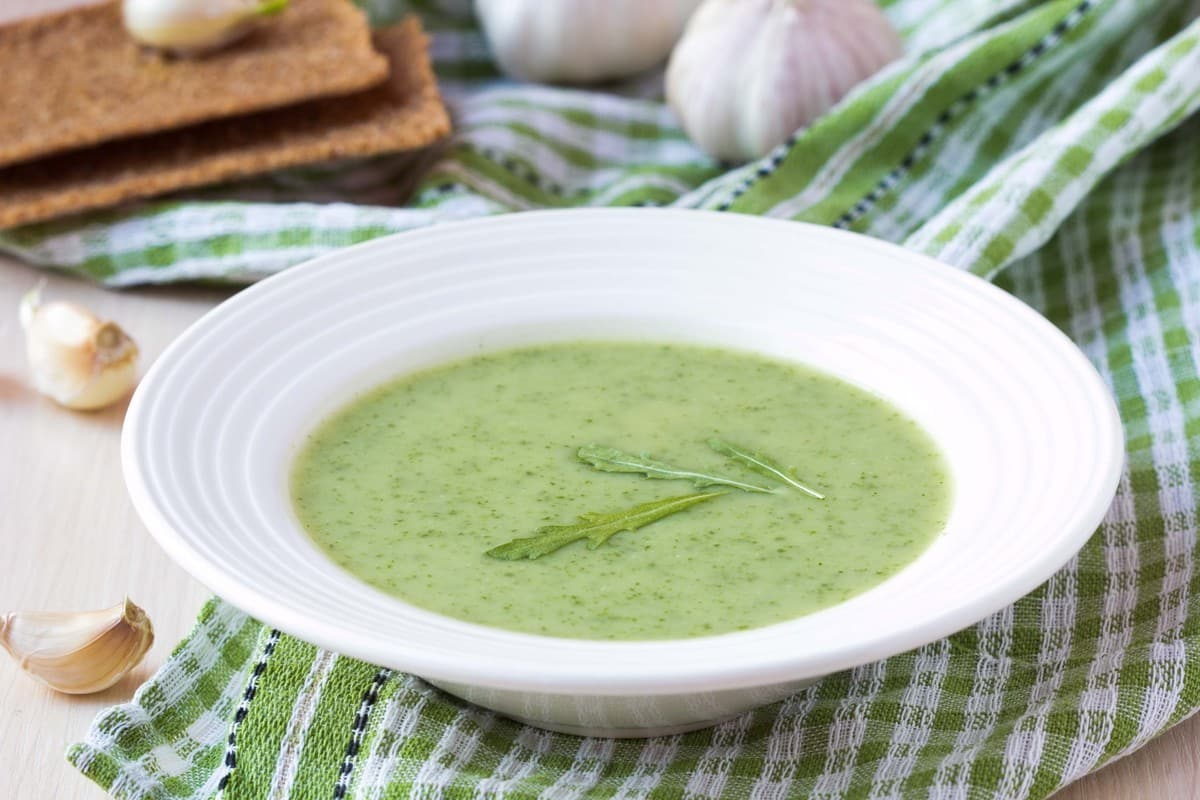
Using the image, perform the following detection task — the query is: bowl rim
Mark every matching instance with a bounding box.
[123,208,1124,694]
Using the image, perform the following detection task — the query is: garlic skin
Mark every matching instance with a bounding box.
[122,0,289,55]
[19,286,139,411]
[0,599,154,695]
[474,0,705,84]
[666,0,903,163]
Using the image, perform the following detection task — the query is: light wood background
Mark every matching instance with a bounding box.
[1,2,1198,798]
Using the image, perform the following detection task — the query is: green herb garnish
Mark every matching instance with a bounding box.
[485,491,726,561]
[577,444,772,493]
[707,438,825,499]
[256,0,291,17]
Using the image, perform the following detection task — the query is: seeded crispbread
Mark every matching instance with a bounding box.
[0,19,450,230]
[0,0,389,169]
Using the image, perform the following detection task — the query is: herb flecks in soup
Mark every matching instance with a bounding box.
[291,342,952,640]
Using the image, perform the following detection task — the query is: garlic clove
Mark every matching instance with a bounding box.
[20,285,139,411]
[122,0,290,56]
[666,0,903,163]
[0,598,154,695]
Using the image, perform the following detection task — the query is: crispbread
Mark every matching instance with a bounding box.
[0,19,450,230]
[0,0,388,169]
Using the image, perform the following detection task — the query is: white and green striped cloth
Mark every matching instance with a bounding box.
[19,0,1200,797]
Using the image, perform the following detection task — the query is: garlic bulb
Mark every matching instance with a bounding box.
[19,286,139,411]
[666,0,903,163]
[474,0,705,84]
[123,0,289,55]
[0,599,154,694]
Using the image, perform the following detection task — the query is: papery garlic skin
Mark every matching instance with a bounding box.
[474,0,705,84]
[20,287,139,411]
[122,0,289,55]
[667,0,903,163]
[0,599,154,695]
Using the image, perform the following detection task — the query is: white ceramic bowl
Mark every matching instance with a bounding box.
[124,209,1122,737]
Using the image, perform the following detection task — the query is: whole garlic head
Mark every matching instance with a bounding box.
[667,0,903,163]
[19,286,139,411]
[474,0,705,84]
[122,0,289,56]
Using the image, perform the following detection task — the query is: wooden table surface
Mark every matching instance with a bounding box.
[0,2,1198,797]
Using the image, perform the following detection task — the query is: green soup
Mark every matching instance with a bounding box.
[291,342,951,640]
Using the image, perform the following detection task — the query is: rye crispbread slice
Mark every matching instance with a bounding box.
[0,19,450,230]
[0,0,388,169]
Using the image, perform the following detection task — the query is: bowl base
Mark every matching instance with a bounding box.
[503,712,744,739]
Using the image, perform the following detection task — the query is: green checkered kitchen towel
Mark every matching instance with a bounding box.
[11,0,1200,797]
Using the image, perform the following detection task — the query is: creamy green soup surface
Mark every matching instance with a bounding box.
[291,342,951,640]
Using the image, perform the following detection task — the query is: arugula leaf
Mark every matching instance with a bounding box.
[486,491,726,561]
[577,444,772,493]
[707,438,825,499]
